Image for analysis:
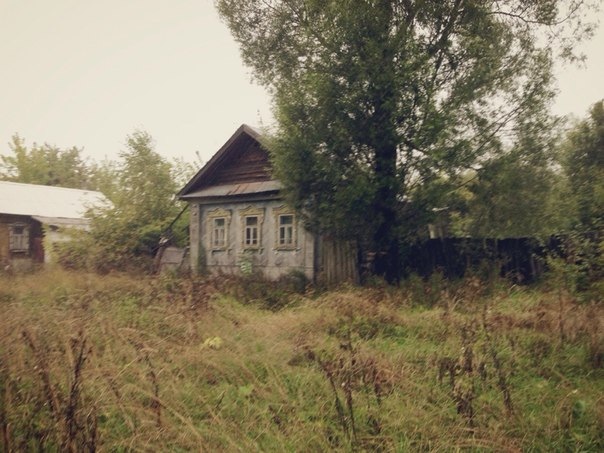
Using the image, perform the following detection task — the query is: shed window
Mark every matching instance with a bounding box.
[244,216,259,247]
[9,224,29,252]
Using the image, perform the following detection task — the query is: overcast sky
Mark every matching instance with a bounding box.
[1,0,602,165]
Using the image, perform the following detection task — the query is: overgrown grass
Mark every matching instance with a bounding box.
[0,268,602,451]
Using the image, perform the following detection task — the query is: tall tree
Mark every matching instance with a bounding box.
[218,0,597,282]
[0,135,91,189]
[85,131,184,271]
[455,100,568,238]
[562,99,604,232]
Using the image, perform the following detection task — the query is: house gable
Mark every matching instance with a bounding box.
[210,137,271,186]
[178,124,274,198]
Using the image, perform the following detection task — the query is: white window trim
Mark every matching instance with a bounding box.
[206,208,231,251]
[273,205,297,250]
[239,206,264,250]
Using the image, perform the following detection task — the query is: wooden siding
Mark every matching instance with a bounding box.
[0,221,9,264]
[199,135,272,188]
[0,214,43,268]
[317,236,359,286]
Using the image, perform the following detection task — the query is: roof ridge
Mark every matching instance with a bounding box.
[0,180,105,195]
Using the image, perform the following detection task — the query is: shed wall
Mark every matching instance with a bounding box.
[0,214,42,270]
[42,225,87,264]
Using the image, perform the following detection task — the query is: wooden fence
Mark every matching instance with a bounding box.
[401,237,549,282]
[316,236,359,286]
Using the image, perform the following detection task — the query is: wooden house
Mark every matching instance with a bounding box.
[0,181,109,270]
[178,124,357,284]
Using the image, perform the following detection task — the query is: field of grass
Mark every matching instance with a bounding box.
[0,269,602,452]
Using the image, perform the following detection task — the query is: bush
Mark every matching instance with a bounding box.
[229,270,309,310]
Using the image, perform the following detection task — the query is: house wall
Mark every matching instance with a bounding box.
[191,199,315,280]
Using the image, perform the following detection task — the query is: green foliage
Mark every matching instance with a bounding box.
[0,135,92,188]
[537,100,604,297]
[546,234,604,301]
[88,158,120,200]
[56,130,190,273]
[2,129,195,273]
[228,271,309,311]
[562,99,604,232]
[454,101,571,238]
[217,0,597,281]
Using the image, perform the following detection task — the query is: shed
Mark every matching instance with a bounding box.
[0,181,109,270]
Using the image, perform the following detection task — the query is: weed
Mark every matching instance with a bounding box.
[481,310,514,416]
[6,329,98,452]
[438,306,516,427]
[1,269,602,451]
[309,309,395,450]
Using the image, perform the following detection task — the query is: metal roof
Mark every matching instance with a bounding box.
[180,180,281,199]
[0,181,110,220]
[31,216,89,227]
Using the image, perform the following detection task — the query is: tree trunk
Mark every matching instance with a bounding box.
[368,2,400,283]
[372,140,400,283]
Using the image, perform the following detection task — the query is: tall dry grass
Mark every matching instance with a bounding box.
[0,268,602,451]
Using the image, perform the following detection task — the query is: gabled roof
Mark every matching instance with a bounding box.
[178,124,279,200]
[0,181,109,220]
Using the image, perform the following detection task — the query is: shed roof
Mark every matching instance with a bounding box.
[0,181,109,220]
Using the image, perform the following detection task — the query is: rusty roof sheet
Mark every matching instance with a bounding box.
[0,181,110,219]
[180,180,282,199]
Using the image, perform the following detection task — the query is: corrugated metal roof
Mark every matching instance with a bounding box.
[180,180,282,199]
[0,181,110,219]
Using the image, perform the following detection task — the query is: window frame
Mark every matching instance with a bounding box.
[206,208,231,251]
[273,206,297,250]
[9,223,30,253]
[239,206,264,250]
[244,216,260,247]
[212,217,227,248]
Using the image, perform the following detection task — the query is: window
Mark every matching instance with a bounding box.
[278,215,294,246]
[239,206,264,249]
[244,216,259,247]
[9,223,29,252]
[273,206,296,249]
[212,218,226,248]
[206,208,231,251]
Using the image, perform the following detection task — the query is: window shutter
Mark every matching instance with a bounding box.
[9,224,29,252]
